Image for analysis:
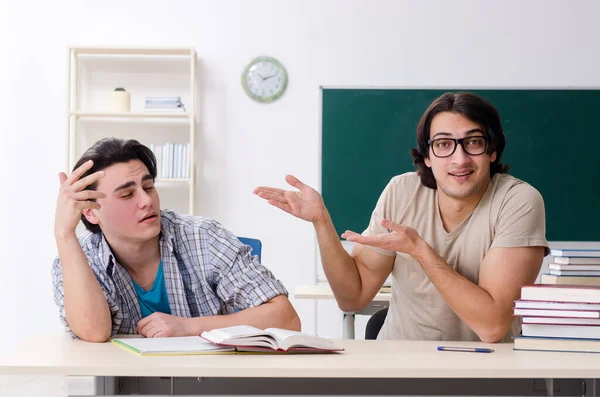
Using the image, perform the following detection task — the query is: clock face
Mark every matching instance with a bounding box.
[242,56,287,103]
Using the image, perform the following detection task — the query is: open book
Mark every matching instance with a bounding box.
[201,325,343,353]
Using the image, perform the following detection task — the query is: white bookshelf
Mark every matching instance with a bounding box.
[67,46,197,215]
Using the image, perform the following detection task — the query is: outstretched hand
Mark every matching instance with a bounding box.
[341,219,424,257]
[254,175,328,223]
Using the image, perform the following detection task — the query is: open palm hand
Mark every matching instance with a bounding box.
[254,175,327,223]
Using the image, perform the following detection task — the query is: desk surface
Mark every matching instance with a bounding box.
[295,283,391,302]
[1,334,600,379]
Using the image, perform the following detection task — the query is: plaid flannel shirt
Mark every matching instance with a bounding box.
[52,210,288,337]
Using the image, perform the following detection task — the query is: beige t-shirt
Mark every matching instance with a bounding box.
[363,172,549,342]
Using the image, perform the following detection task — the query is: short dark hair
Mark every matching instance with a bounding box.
[73,138,158,233]
[409,92,510,189]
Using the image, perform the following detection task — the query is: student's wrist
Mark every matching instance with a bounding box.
[411,238,433,262]
[54,230,79,245]
[312,209,331,227]
[187,317,205,336]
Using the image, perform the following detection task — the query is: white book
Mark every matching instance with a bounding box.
[514,308,600,318]
[112,336,235,356]
[520,285,600,303]
[182,144,188,179]
[515,300,600,311]
[522,323,600,339]
[514,336,600,353]
[145,96,182,102]
[185,143,190,178]
[144,107,186,112]
[540,274,600,287]
[201,325,343,352]
[156,145,163,179]
[549,263,600,271]
[523,317,600,325]
[177,144,183,179]
[554,257,600,265]
[550,249,600,258]
[550,270,600,276]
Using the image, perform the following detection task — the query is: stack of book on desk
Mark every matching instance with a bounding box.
[540,249,600,286]
[513,284,600,353]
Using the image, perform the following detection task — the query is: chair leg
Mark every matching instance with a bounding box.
[343,312,355,339]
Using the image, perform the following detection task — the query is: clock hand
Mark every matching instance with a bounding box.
[264,74,277,80]
[257,73,266,81]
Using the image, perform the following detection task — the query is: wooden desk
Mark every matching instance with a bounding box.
[1,335,598,396]
[295,283,391,339]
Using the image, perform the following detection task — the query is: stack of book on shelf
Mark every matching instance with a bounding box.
[513,284,600,353]
[144,96,186,112]
[541,248,600,286]
[150,143,190,179]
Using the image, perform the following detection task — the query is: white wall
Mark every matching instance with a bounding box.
[1,0,600,353]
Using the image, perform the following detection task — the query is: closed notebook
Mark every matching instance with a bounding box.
[549,264,600,271]
[540,274,600,287]
[520,285,600,303]
[549,270,600,276]
[521,323,600,339]
[514,308,600,318]
[112,336,236,356]
[514,336,600,353]
[554,257,600,265]
[550,249,600,258]
[201,325,343,353]
[522,317,600,326]
[514,300,600,311]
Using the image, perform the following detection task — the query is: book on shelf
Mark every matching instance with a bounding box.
[522,317,600,325]
[550,249,600,258]
[145,105,185,109]
[514,308,600,319]
[145,97,182,104]
[520,285,600,303]
[112,336,235,356]
[554,257,600,265]
[144,107,186,112]
[522,323,600,339]
[145,96,181,100]
[200,325,343,353]
[515,299,600,311]
[540,274,600,286]
[513,336,600,353]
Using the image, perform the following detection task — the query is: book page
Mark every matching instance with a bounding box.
[265,328,338,351]
[206,325,264,341]
[202,326,278,350]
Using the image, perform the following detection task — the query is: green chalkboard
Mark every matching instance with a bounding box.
[321,88,600,241]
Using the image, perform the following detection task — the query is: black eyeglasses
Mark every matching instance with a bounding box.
[427,136,489,158]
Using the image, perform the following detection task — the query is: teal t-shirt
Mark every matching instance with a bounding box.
[132,260,172,318]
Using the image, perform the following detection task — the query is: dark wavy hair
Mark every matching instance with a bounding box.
[410,92,510,189]
[73,138,158,233]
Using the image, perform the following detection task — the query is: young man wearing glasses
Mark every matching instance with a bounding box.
[254,92,548,342]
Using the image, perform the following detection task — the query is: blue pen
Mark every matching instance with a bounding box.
[437,346,494,353]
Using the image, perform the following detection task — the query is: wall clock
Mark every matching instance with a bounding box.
[241,56,288,103]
